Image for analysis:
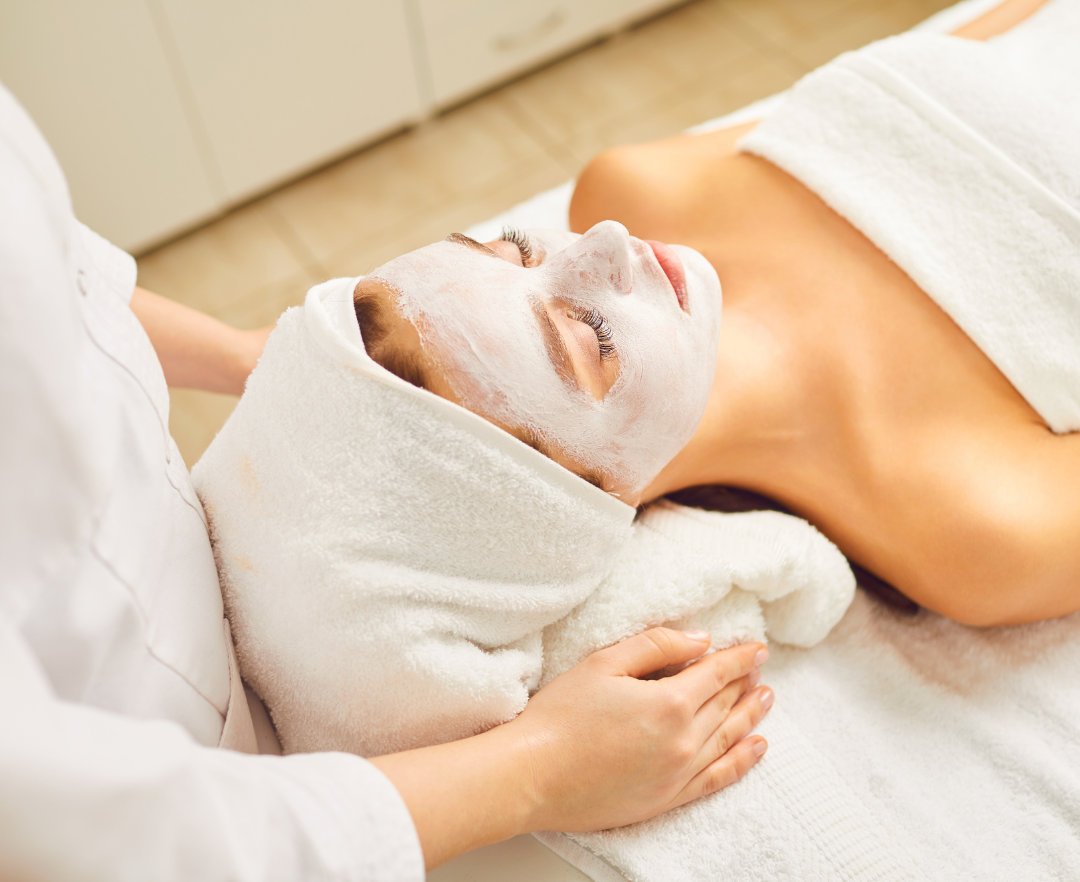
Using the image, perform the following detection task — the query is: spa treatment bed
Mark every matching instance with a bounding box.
[427,0,1080,878]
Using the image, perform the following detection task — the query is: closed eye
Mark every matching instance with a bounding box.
[573,307,616,361]
[499,226,540,267]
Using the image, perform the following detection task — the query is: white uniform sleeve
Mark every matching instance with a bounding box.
[75,219,138,304]
[0,619,425,882]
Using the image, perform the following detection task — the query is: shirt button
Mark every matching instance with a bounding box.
[76,269,89,296]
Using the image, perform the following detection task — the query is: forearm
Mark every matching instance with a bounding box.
[370,720,536,870]
[130,287,271,395]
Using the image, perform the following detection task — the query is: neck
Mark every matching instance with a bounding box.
[640,302,811,506]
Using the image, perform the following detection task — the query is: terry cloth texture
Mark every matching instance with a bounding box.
[193,279,854,758]
[541,593,1080,882]
[541,500,854,687]
[740,0,1080,432]
[193,279,634,757]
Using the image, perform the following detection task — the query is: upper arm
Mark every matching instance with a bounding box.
[896,430,1080,628]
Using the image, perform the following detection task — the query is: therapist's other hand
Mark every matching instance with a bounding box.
[514,628,772,833]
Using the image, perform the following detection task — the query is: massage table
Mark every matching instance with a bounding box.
[430,0,1080,878]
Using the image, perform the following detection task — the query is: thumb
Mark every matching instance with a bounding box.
[597,628,712,679]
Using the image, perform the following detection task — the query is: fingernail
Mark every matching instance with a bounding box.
[754,647,770,667]
[683,630,710,643]
[748,668,761,687]
[760,688,774,711]
[753,740,768,758]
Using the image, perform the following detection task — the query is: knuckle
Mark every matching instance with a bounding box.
[671,736,697,768]
[705,760,735,795]
[713,726,734,758]
[662,689,693,721]
[643,627,677,657]
[706,654,730,692]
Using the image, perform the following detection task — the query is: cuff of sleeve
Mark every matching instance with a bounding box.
[74,220,138,305]
[265,752,426,882]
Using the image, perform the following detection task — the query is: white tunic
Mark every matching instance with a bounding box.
[0,81,423,882]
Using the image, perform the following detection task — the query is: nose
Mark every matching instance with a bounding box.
[559,220,634,294]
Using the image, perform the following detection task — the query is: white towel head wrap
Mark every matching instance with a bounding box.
[193,278,635,755]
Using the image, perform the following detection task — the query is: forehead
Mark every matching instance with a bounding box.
[381,229,582,272]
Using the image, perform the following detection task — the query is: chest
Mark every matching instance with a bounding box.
[665,155,1054,580]
[657,153,1041,446]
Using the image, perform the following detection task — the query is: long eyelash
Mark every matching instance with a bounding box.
[500,225,533,262]
[577,307,617,361]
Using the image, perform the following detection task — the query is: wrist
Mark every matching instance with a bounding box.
[369,717,542,870]
[482,716,546,838]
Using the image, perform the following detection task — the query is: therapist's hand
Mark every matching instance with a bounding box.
[514,629,772,833]
[371,628,771,870]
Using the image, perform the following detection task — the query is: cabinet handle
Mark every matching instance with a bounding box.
[493,9,567,53]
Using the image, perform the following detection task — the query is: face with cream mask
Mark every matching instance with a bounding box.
[367,220,722,503]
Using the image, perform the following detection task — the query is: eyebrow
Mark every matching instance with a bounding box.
[445,232,588,393]
[534,304,582,392]
[446,232,498,257]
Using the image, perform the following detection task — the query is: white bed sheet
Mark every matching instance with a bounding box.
[451,1,1080,880]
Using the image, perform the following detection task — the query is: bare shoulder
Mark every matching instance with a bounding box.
[879,424,1080,628]
[569,122,758,235]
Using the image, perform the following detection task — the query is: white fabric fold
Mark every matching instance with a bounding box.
[542,501,855,687]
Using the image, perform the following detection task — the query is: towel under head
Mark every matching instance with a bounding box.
[193,278,635,755]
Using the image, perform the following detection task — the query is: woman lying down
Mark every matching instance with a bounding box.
[195,0,1076,784]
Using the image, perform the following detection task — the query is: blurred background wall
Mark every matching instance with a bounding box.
[0,0,681,252]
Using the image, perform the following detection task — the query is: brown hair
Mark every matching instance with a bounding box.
[353,281,427,390]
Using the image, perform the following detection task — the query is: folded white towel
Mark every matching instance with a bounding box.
[193,279,635,756]
[543,500,855,687]
[741,0,1080,432]
[194,278,854,759]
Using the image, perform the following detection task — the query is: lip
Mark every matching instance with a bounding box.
[643,239,688,311]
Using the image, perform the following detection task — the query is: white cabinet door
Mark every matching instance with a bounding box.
[0,0,220,251]
[156,0,424,202]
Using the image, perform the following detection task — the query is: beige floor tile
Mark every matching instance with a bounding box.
[617,1,763,85]
[499,27,689,152]
[269,94,550,264]
[720,0,875,48]
[137,201,310,315]
[720,0,957,70]
[214,266,325,329]
[555,49,802,169]
[783,0,954,69]
[320,157,571,278]
[169,387,239,469]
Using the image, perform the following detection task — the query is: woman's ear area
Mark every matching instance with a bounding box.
[353,276,437,393]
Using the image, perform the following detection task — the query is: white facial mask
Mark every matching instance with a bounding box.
[370,221,722,498]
